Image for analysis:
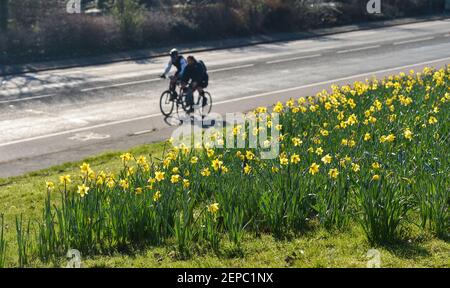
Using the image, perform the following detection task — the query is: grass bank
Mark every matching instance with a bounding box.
[0,67,449,268]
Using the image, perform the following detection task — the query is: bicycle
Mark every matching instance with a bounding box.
[160,76,212,118]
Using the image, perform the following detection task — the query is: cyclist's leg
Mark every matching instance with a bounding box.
[185,82,198,113]
[170,73,180,96]
[197,82,208,107]
[187,82,197,106]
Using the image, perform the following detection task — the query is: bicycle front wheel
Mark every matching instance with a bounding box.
[160,91,174,117]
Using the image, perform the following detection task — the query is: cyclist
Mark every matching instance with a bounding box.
[181,56,209,113]
[160,48,187,99]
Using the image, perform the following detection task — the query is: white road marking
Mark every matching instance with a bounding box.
[266,54,322,64]
[24,109,45,115]
[209,64,254,73]
[337,45,381,54]
[0,94,56,104]
[53,64,133,76]
[130,129,155,136]
[393,36,435,46]
[1,55,449,148]
[68,132,111,142]
[81,78,160,92]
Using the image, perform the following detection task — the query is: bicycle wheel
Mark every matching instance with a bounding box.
[180,92,192,113]
[160,90,174,117]
[198,92,212,118]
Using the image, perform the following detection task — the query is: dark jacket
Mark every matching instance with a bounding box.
[182,61,207,84]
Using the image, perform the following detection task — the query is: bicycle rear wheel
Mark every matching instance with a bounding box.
[198,92,212,118]
[160,90,174,117]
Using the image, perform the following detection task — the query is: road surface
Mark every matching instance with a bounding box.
[0,19,449,177]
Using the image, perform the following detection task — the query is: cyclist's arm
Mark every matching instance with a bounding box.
[162,60,173,76]
[179,58,188,78]
[181,65,191,84]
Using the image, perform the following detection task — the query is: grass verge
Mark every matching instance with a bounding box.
[0,138,448,268]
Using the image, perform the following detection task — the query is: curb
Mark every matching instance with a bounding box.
[1,14,448,77]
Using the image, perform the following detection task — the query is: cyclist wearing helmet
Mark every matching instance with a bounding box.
[160,48,187,97]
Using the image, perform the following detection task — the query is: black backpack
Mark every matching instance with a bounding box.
[198,60,208,74]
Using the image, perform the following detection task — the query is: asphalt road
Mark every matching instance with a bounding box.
[1,19,450,178]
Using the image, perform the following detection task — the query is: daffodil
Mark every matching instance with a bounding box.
[372,162,381,170]
[428,116,438,125]
[119,179,129,190]
[292,137,302,147]
[321,154,332,165]
[206,148,215,158]
[137,156,147,165]
[77,184,89,198]
[279,154,289,166]
[107,178,115,189]
[328,168,339,179]
[291,154,301,164]
[126,167,134,176]
[309,163,320,175]
[153,191,161,202]
[171,174,181,184]
[244,164,252,175]
[46,181,55,191]
[273,102,283,113]
[162,158,171,169]
[80,162,92,175]
[380,134,396,143]
[245,151,255,160]
[120,153,132,163]
[155,171,165,182]
[59,175,71,185]
[183,179,190,188]
[208,203,219,214]
[351,163,360,173]
[404,128,413,141]
[201,168,211,177]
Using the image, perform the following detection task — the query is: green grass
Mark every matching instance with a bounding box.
[0,141,448,268]
[0,142,166,267]
[80,228,449,268]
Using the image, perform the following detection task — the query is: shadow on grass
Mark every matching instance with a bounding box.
[381,240,431,260]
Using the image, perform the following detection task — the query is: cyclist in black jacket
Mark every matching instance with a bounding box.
[181,56,209,112]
